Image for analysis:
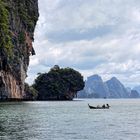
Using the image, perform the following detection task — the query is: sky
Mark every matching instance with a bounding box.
[26,0,140,88]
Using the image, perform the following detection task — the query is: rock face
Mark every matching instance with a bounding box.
[78,75,109,98]
[129,90,139,98]
[78,75,131,98]
[0,0,39,100]
[133,86,140,94]
[105,77,129,98]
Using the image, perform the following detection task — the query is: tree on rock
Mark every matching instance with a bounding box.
[24,83,38,100]
[33,65,85,100]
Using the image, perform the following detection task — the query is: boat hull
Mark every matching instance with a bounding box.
[88,104,110,109]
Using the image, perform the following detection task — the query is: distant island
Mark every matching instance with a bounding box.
[24,65,84,101]
[78,74,140,98]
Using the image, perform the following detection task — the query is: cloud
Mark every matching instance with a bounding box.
[26,0,140,87]
[46,25,115,42]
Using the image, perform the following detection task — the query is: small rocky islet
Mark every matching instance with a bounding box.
[24,65,84,101]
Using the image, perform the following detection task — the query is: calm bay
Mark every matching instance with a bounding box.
[0,99,140,140]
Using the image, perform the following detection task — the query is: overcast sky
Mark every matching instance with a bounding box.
[26,0,140,87]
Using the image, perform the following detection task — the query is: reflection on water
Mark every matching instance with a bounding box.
[0,99,140,140]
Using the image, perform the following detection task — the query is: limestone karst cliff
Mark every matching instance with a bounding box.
[33,66,84,100]
[0,0,39,100]
[78,75,131,98]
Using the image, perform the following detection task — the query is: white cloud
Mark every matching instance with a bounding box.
[30,58,39,66]
[26,0,140,87]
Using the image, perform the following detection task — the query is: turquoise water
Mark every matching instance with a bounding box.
[0,99,140,140]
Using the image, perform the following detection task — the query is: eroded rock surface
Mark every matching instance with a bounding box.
[0,0,39,100]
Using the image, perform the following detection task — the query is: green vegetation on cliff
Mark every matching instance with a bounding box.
[0,0,13,57]
[33,65,85,100]
[24,83,38,100]
[18,31,25,44]
[0,0,39,100]
[17,0,38,32]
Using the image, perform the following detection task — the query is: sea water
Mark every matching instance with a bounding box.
[0,99,140,140]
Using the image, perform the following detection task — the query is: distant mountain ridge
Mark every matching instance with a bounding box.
[106,77,129,98]
[78,74,140,98]
[84,74,109,98]
[133,86,140,94]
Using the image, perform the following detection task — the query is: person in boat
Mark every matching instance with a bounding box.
[106,104,110,108]
[102,104,105,108]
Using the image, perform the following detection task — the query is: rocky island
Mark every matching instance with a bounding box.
[32,65,84,100]
[0,0,39,100]
[78,74,140,98]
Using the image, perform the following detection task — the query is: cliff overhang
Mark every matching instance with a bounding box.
[0,0,39,100]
